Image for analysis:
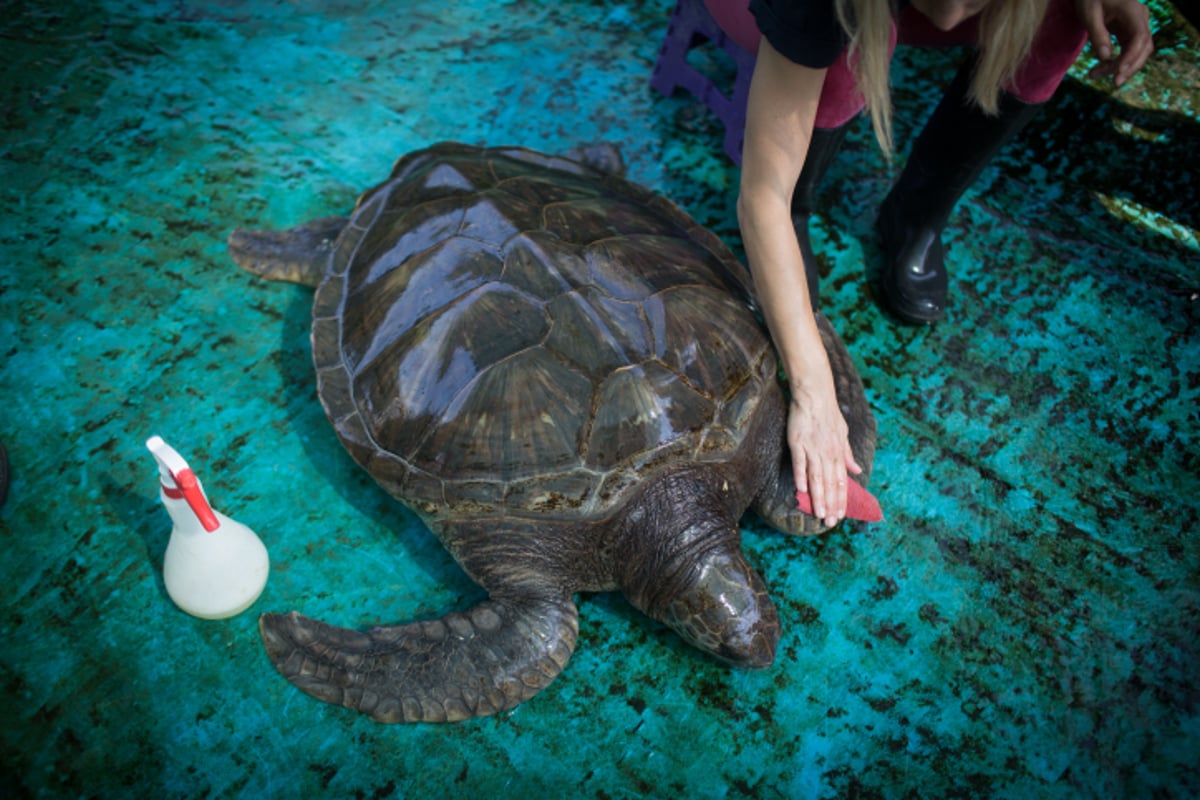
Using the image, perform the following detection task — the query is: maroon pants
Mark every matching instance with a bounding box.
[706,0,1089,128]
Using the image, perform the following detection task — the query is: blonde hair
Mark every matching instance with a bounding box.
[834,0,1051,158]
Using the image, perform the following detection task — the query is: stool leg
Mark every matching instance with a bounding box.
[650,0,757,165]
[650,0,702,97]
[722,46,755,165]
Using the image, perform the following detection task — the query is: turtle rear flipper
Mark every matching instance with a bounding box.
[259,596,578,723]
[227,215,348,287]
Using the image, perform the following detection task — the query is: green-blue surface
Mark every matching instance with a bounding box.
[1,1,1197,797]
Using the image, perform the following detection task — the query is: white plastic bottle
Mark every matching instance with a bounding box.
[147,435,269,619]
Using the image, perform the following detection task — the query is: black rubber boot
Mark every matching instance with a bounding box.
[878,60,1041,324]
[791,124,849,309]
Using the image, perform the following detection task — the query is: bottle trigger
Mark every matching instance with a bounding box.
[174,468,220,532]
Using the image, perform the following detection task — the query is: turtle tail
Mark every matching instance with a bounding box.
[258,595,579,723]
[227,215,348,287]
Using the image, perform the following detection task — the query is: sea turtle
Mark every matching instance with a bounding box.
[228,141,877,723]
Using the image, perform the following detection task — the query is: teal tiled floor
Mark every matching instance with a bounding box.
[1,1,1197,796]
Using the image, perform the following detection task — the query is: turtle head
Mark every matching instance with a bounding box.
[654,546,780,668]
[618,504,780,668]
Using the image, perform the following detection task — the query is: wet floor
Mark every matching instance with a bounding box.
[1,0,1197,796]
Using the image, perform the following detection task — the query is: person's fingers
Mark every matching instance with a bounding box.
[1082,0,1154,87]
[787,396,858,525]
[1113,12,1154,85]
[809,458,827,521]
[793,448,808,502]
[1079,0,1114,59]
[845,441,863,476]
[831,467,847,526]
[814,447,839,523]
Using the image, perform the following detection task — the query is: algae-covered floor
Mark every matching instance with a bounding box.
[2,0,1198,797]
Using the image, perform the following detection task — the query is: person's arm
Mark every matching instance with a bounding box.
[737,39,861,528]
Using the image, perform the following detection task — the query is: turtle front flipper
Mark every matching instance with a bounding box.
[227,215,348,287]
[258,595,578,723]
[752,312,878,535]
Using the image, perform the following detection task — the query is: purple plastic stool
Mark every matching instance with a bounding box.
[650,0,757,165]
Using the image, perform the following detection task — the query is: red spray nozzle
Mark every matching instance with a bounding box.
[146,436,221,532]
[170,467,221,532]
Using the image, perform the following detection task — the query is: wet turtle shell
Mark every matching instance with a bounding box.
[229,142,876,723]
[316,143,776,522]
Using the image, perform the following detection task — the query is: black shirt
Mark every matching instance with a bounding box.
[749,0,850,68]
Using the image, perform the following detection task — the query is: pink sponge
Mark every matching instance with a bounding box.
[796,479,883,522]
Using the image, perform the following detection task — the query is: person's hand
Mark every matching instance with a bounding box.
[788,382,862,528]
[1075,0,1154,87]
